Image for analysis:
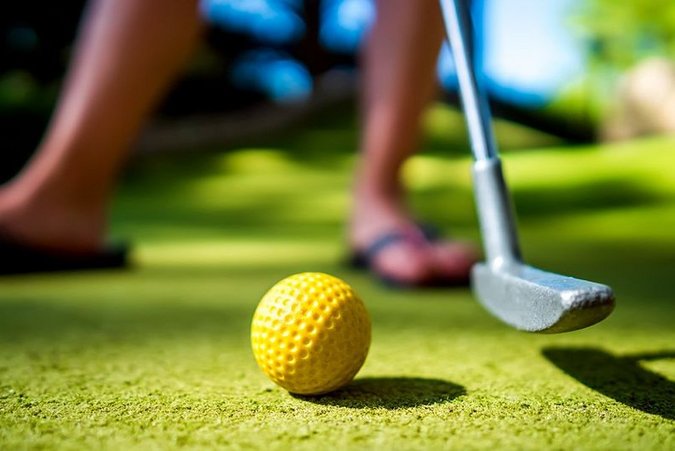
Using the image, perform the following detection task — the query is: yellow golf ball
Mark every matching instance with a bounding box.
[251,272,371,395]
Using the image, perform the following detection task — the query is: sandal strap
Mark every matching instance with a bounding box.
[350,229,428,268]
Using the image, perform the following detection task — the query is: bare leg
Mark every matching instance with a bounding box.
[351,0,476,284]
[0,0,202,252]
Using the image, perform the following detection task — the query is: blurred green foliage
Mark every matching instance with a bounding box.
[575,0,675,72]
[559,0,675,125]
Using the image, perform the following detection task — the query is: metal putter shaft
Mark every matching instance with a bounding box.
[439,0,614,333]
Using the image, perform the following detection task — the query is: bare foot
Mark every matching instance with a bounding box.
[0,185,106,254]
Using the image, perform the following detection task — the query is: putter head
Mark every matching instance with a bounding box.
[472,262,615,333]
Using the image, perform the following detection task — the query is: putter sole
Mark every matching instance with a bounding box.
[473,263,615,333]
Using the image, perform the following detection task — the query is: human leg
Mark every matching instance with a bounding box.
[351,0,476,285]
[0,0,203,253]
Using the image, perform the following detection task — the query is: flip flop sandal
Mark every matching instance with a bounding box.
[0,228,130,276]
[349,224,470,288]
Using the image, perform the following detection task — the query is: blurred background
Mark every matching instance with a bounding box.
[2,0,675,183]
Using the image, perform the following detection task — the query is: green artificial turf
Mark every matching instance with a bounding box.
[1,105,674,450]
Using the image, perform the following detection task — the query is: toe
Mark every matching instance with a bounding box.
[370,242,435,286]
[431,241,478,282]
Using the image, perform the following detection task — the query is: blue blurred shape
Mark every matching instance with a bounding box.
[320,0,375,53]
[437,0,584,107]
[482,0,584,106]
[6,26,39,52]
[437,43,459,91]
[231,50,313,102]
[201,0,305,44]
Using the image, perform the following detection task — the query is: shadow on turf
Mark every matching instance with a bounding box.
[294,377,465,409]
[543,347,675,421]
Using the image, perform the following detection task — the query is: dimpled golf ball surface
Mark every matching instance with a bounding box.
[251,273,371,395]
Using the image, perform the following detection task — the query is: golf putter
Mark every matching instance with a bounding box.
[439,0,614,333]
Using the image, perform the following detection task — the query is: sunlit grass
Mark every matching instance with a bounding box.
[1,104,673,449]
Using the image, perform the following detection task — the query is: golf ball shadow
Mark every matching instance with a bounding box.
[292,376,465,409]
